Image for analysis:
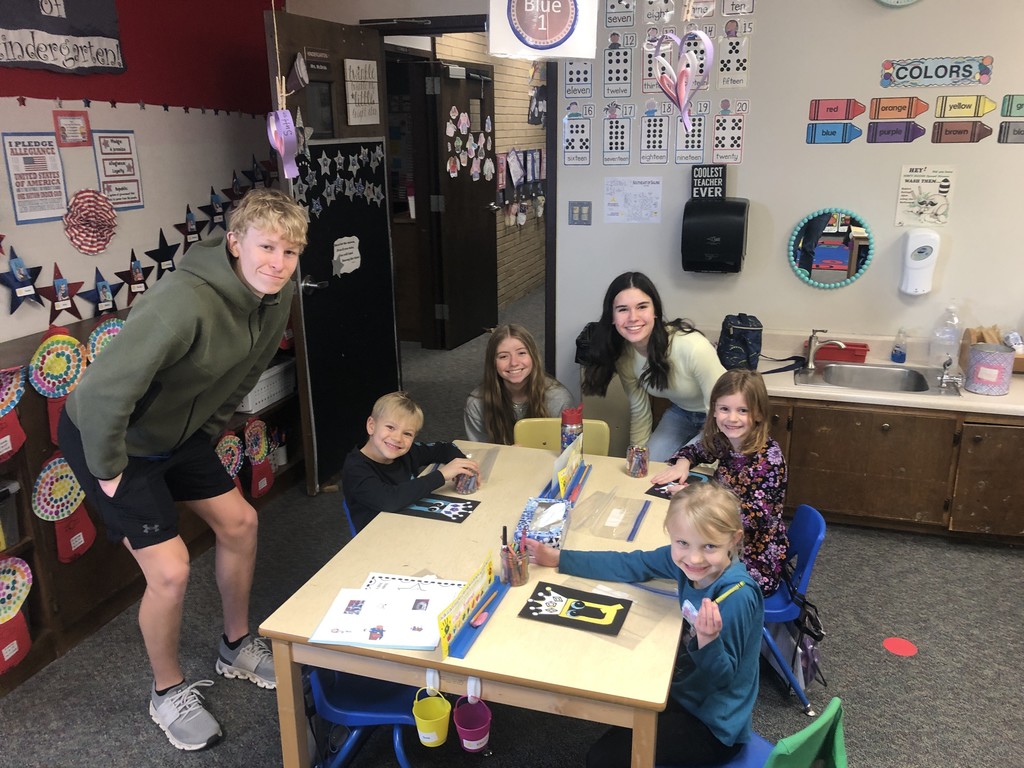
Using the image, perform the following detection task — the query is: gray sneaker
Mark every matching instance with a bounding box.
[216,634,276,689]
[149,680,222,751]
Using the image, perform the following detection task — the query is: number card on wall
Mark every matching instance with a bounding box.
[563,118,592,166]
[676,114,706,164]
[713,114,744,164]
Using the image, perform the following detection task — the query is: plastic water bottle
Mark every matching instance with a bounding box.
[890,327,907,364]
[929,303,961,368]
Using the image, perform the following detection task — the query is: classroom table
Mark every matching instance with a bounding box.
[260,442,682,768]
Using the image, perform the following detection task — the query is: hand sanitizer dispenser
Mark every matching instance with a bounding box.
[899,228,940,295]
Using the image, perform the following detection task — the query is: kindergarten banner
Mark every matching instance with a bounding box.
[0,0,124,75]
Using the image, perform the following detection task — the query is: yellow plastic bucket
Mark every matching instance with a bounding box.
[412,687,451,747]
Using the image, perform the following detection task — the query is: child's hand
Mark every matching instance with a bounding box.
[651,459,691,486]
[440,457,480,482]
[522,537,560,568]
[694,598,723,648]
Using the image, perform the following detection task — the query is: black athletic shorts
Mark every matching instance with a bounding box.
[58,409,235,549]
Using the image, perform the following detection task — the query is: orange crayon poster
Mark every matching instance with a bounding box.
[870,97,929,120]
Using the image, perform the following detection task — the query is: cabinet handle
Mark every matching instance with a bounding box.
[972,434,983,443]
[880,423,891,432]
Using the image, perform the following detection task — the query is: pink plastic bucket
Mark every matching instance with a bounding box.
[453,696,492,752]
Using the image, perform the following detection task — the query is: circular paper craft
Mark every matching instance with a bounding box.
[244,419,270,462]
[63,189,117,255]
[0,556,33,623]
[32,455,86,522]
[216,434,245,478]
[0,365,26,417]
[28,334,87,398]
[87,317,125,362]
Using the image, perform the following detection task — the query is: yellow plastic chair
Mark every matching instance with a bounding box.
[513,417,611,456]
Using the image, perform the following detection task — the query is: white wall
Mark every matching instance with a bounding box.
[0,98,267,343]
[553,0,1023,388]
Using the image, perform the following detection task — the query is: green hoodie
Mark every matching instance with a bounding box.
[65,236,294,480]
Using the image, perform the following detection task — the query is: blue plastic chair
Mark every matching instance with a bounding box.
[342,498,359,539]
[658,697,846,768]
[308,667,418,768]
[762,504,827,715]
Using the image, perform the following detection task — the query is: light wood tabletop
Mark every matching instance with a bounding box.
[260,442,682,768]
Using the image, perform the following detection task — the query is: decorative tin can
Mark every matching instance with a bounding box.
[965,343,1014,396]
[626,445,649,478]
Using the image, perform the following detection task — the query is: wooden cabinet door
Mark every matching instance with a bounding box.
[951,423,1024,536]
[767,398,792,458]
[787,402,957,526]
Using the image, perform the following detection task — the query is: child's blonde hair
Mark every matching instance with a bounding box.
[702,369,770,455]
[228,188,308,249]
[371,391,424,430]
[666,482,745,558]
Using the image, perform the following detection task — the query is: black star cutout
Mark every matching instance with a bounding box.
[138,101,146,110]
[183,106,190,114]
[162,104,169,112]
[144,229,181,278]
[173,205,209,253]
[262,155,280,185]
[78,268,124,317]
[83,98,91,108]
[113,250,153,306]
[221,172,251,203]
[17,96,27,107]
[109,100,117,108]
[198,189,229,232]
[0,247,44,313]
[35,263,84,325]
[242,155,266,188]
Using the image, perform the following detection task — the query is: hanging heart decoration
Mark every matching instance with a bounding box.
[653,30,715,133]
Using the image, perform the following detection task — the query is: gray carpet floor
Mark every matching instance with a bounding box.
[2,289,1022,767]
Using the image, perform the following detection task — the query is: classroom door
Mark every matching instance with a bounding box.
[264,12,399,492]
[427,63,499,349]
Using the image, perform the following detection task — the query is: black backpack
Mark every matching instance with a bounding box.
[717,313,762,370]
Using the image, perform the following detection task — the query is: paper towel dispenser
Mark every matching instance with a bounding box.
[681,197,749,273]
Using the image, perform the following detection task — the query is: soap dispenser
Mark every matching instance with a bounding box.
[890,327,908,363]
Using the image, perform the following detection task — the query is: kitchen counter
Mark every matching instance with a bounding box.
[758,331,1024,418]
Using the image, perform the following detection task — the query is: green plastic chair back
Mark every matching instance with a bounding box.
[764,697,847,768]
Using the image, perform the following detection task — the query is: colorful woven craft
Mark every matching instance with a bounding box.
[28,334,87,398]
[0,365,25,417]
[0,556,32,624]
[32,455,85,522]
[216,433,245,478]
[87,317,125,362]
[244,419,271,463]
[63,189,117,255]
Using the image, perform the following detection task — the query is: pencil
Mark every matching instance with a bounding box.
[714,581,745,603]
[626,500,651,542]
[471,591,497,623]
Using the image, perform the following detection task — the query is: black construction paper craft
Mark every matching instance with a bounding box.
[393,493,479,524]
[519,581,632,636]
[646,471,710,499]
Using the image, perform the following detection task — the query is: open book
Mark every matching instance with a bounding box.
[309,575,464,651]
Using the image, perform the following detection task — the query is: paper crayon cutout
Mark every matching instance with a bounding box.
[867,121,926,143]
[869,96,929,120]
[997,122,1024,144]
[933,95,996,119]
[1000,95,1024,117]
[808,99,865,121]
[806,123,862,144]
[931,120,992,144]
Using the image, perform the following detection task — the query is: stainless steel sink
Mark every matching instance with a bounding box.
[794,362,961,396]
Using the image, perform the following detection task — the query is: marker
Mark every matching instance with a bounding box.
[866,121,926,143]
[714,581,746,603]
[934,94,996,118]
[806,122,862,144]
[931,120,992,144]
[808,98,865,121]
[869,96,929,120]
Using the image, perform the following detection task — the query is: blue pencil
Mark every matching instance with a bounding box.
[562,461,587,500]
[627,500,651,542]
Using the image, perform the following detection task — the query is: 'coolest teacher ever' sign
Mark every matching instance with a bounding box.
[489,0,597,59]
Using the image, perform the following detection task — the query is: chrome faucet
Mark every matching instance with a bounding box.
[805,329,846,371]
[938,355,964,389]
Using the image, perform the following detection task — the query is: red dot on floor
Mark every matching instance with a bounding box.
[883,637,918,656]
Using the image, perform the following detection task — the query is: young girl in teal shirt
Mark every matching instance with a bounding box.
[525,482,764,767]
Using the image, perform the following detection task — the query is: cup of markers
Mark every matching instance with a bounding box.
[454,472,478,494]
[626,444,649,478]
[500,526,530,586]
